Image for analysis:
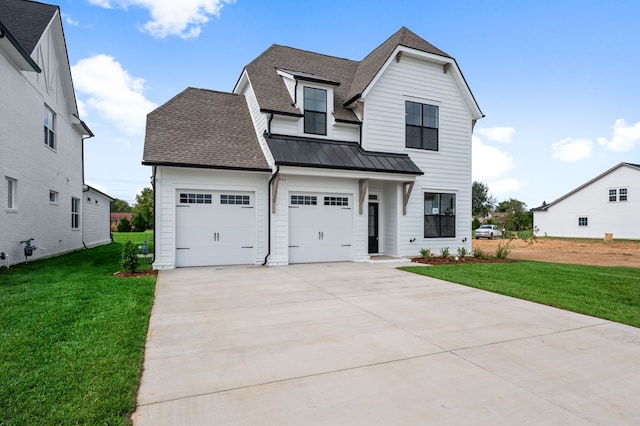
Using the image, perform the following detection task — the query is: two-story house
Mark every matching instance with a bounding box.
[1,0,112,266]
[143,27,483,268]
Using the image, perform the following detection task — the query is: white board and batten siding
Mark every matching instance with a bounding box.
[534,165,639,239]
[362,53,473,256]
[153,167,269,269]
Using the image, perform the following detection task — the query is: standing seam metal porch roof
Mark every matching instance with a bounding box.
[266,134,423,175]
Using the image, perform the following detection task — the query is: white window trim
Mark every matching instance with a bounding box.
[296,83,335,139]
[44,104,56,150]
[50,190,59,205]
[6,177,17,210]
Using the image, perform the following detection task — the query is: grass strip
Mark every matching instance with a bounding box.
[400,261,640,328]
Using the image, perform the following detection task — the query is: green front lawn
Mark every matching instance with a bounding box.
[401,261,640,328]
[0,232,156,425]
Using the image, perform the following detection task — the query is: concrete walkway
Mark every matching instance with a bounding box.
[132,262,640,425]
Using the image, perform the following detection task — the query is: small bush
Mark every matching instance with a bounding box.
[440,247,450,258]
[496,241,511,259]
[117,217,132,232]
[121,240,139,273]
[472,247,484,258]
[419,248,432,260]
[457,247,468,258]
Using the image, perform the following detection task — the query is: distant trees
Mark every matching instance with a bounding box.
[111,198,132,213]
[472,181,496,218]
[132,187,153,232]
[495,198,532,231]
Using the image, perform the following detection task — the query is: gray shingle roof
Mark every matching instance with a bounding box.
[142,88,270,171]
[266,134,423,175]
[245,27,454,122]
[0,0,57,54]
[245,45,360,123]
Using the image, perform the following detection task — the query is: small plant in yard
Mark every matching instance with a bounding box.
[495,240,511,259]
[121,240,139,273]
[419,248,433,260]
[440,247,451,258]
[457,247,468,258]
[117,217,132,232]
[472,247,484,259]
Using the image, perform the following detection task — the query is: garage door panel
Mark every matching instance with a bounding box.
[289,193,353,264]
[176,191,255,267]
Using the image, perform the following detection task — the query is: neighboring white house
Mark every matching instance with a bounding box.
[0,0,111,266]
[143,27,483,269]
[533,162,640,239]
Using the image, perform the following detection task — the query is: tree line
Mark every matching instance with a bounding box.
[472,181,533,231]
[111,187,153,232]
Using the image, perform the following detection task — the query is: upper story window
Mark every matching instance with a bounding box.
[609,188,628,202]
[578,217,588,227]
[49,190,58,204]
[406,101,438,151]
[424,192,455,238]
[619,188,628,201]
[44,105,56,149]
[6,177,17,209]
[303,87,327,135]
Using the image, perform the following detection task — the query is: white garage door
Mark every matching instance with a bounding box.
[176,191,255,267]
[288,193,353,263]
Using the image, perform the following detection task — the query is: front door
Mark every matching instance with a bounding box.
[368,202,379,253]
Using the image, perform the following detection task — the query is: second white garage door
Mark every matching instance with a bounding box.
[288,193,353,263]
[176,191,255,267]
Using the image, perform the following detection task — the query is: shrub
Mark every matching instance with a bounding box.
[121,240,139,273]
[472,247,484,258]
[117,217,132,232]
[496,241,511,259]
[457,247,468,258]
[440,247,450,258]
[419,248,432,260]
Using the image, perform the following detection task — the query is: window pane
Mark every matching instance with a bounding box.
[424,215,439,238]
[304,111,326,135]
[406,126,422,149]
[440,215,456,237]
[405,101,422,126]
[423,104,438,128]
[304,87,326,113]
[422,128,438,150]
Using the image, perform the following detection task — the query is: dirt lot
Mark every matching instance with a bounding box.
[473,237,640,268]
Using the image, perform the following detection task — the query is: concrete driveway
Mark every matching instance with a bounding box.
[132,262,640,425]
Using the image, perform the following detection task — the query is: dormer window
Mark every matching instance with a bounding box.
[304,87,327,135]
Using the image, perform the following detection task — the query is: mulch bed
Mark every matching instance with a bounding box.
[411,256,516,265]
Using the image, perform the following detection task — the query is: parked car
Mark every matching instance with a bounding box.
[474,224,502,239]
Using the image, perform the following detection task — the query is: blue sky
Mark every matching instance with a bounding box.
[59,0,640,208]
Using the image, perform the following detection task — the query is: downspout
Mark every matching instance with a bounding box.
[151,166,156,266]
[263,165,279,266]
[267,113,274,135]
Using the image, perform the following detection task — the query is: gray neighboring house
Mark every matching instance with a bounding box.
[144,27,483,269]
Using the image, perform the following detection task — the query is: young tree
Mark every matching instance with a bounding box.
[132,187,153,231]
[472,181,496,218]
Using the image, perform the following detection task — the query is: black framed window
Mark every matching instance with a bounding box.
[406,101,438,151]
[609,189,617,202]
[578,217,588,227]
[304,87,327,135]
[424,192,455,238]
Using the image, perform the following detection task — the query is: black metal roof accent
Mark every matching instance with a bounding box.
[265,134,423,175]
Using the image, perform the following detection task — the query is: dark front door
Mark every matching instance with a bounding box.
[368,202,379,253]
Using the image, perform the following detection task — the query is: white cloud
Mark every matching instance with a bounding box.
[88,0,235,39]
[475,126,515,143]
[472,135,515,181]
[71,54,157,135]
[551,137,592,162]
[63,14,79,26]
[487,178,525,196]
[597,119,640,152]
